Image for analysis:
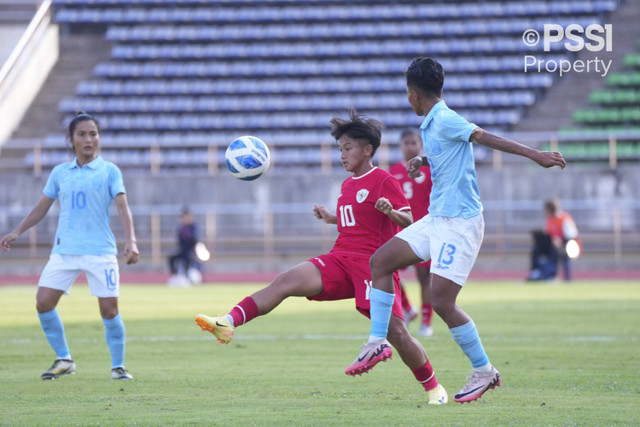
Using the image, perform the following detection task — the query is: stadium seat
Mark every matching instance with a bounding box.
[42,0,625,170]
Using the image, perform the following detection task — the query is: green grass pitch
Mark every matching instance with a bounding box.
[1,281,639,426]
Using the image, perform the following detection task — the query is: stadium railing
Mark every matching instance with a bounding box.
[0,198,637,274]
[5,129,639,177]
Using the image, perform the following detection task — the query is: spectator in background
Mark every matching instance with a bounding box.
[168,208,200,286]
[528,230,558,281]
[544,198,580,281]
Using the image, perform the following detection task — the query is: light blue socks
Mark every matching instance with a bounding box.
[450,319,491,371]
[369,288,396,341]
[39,309,127,369]
[103,314,126,369]
[38,308,71,360]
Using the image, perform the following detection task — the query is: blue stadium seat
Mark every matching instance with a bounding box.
[48,0,622,170]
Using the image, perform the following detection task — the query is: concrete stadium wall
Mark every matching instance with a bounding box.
[2,164,638,232]
[1,165,638,275]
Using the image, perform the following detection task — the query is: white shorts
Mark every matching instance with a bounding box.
[396,214,484,286]
[38,253,120,297]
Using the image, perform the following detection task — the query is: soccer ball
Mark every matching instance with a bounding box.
[224,136,271,181]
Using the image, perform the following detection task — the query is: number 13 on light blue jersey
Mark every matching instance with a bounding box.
[437,242,456,270]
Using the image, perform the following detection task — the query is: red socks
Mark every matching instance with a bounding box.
[421,303,433,326]
[412,361,439,391]
[229,296,259,326]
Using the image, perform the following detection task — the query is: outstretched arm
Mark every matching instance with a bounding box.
[0,195,55,251]
[471,128,567,169]
[115,193,139,264]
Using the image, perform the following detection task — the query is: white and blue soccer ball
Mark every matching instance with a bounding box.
[224,136,271,181]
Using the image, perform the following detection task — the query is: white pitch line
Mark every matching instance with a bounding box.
[2,334,368,345]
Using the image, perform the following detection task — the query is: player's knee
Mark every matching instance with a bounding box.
[269,269,307,298]
[267,272,292,294]
[99,302,119,319]
[102,311,119,320]
[430,295,454,318]
[430,295,444,313]
[35,300,55,313]
[369,250,393,277]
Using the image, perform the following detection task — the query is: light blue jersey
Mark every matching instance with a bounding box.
[43,156,125,255]
[420,100,482,219]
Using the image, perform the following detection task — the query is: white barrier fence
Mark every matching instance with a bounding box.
[0,199,638,274]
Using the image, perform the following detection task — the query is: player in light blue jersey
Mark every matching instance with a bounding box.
[0,112,139,380]
[346,57,567,403]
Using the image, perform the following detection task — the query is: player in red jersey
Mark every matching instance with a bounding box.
[195,109,448,404]
[389,129,435,337]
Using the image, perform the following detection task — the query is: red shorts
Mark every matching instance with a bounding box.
[307,252,404,320]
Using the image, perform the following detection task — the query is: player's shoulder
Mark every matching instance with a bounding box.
[100,157,123,174]
[388,162,405,174]
[50,162,67,173]
[373,168,404,190]
[348,167,390,180]
[560,211,574,221]
[388,162,403,172]
[434,103,464,122]
[50,160,74,175]
[369,167,396,182]
[97,156,116,167]
[373,166,392,176]
[345,167,392,190]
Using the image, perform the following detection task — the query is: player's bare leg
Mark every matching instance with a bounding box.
[346,238,423,376]
[387,315,426,367]
[250,262,324,315]
[417,265,434,337]
[370,237,423,294]
[429,275,469,328]
[387,314,448,404]
[196,262,323,343]
[36,286,64,314]
[431,274,500,403]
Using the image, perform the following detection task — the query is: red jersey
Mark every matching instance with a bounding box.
[388,162,432,221]
[332,167,410,257]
